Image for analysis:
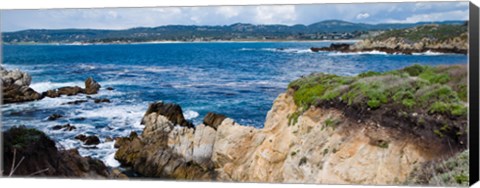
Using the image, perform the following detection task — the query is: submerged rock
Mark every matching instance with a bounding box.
[85,77,101,94]
[47,113,63,121]
[94,98,111,103]
[1,67,43,104]
[62,100,88,105]
[2,126,112,178]
[52,124,76,131]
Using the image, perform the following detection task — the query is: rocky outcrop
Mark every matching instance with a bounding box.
[141,102,194,128]
[203,112,227,130]
[115,102,213,179]
[311,24,468,55]
[85,77,101,94]
[1,67,43,104]
[42,77,101,98]
[114,88,464,185]
[2,126,113,178]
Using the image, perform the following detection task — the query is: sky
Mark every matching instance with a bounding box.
[0,1,469,32]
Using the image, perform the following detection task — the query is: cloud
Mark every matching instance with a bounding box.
[385,9,468,23]
[356,13,370,19]
[215,6,240,18]
[253,5,297,25]
[0,2,470,32]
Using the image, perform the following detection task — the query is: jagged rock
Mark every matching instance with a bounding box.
[75,134,100,145]
[52,124,76,131]
[114,89,466,185]
[47,113,63,121]
[1,67,43,104]
[115,103,214,179]
[203,112,227,130]
[2,126,111,178]
[94,98,111,103]
[141,101,194,128]
[85,77,101,95]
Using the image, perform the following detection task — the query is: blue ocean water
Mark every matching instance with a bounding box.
[1,41,467,167]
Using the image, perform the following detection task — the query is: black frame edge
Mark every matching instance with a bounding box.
[470,1,480,186]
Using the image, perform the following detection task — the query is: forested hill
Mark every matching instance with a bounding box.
[2,20,466,44]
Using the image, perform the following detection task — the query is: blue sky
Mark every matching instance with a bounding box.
[1,1,469,32]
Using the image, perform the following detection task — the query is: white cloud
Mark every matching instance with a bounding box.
[356,13,370,19]
[253,5,296,25]
[215,6,240,18]
[385,9,468,23]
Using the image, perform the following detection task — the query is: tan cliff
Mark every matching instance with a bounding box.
[114,88,457,185]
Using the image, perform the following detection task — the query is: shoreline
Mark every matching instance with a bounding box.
[3,39,361,46]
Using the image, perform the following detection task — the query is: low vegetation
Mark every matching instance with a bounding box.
[373,24,468,42]
[406,150,469,186]
[288,64,467,118]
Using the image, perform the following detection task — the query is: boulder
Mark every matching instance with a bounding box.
[141,101,194,128]
[203,112,227,130]
[85,77,101,94]
[2,126,111,178]
[75,134,100,145]
[1,67,43,104]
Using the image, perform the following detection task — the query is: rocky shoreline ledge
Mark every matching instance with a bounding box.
[113,64,468,185]
[311,24,468,55]
[1,64,469,185]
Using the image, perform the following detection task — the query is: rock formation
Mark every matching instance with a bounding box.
[115,87,465,185]
[2,126,114,178]
[311,24,468,55]
[42,77,101,98]
[1,67,43,104]
[85,77,101,94]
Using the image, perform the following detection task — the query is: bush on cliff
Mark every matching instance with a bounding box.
[406,150,469,186]
[288,64,467,117]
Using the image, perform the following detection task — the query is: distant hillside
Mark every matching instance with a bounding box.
[1,20,466,44]
[311,23,468,54]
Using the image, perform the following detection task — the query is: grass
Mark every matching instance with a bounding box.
[373,24,468,42]
[288,64,467,117]
[406,150,469,186]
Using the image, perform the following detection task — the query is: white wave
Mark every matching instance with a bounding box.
[239,47,313,54]
[30,81,84,92]
[412,50,448,56]
[327,50,389,56]
[74,104,146,128]
[183,110,199,120]
[144,67,173,73]
[105,152,121,167]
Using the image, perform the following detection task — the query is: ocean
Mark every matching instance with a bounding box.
[1,41,467,167]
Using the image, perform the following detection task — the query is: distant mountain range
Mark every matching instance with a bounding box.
[1,20,467,44]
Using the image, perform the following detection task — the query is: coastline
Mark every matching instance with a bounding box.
[2,39,361,46]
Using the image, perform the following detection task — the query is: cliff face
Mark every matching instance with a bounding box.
[115,88,458,184]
